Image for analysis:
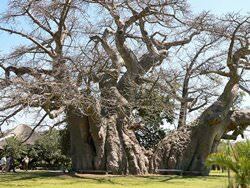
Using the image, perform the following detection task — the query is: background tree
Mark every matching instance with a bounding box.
[1,130,70,170]
[30,129,70,169]
[2,137,27,167]
[134,83,175,149]
[59,127,71,158]
[171,36,224,128]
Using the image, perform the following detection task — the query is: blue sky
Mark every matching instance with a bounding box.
[0,0,249,53]
[0,0,249,129]
[189,0,249,14]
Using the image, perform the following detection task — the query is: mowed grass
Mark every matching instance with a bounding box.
[0,171,228,188]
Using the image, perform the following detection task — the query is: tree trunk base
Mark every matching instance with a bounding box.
[150,122,226,175]
[67,111,149,175]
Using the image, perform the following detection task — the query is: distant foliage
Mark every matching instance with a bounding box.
[31,129,71,169]
[2,137,27,167]
[134,86,174,149]
[2,137,27,159]
[1,130,71,170]
[59,127,71,157]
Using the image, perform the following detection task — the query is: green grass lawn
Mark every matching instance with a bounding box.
[0,171,228,188]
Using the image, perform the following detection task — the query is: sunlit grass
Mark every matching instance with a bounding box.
[0,170,228,188]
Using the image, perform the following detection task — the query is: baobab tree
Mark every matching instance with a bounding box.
[0,0,249,175]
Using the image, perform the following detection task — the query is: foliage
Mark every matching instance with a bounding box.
[31,129,71,169]
[2,137,27,159]
[206,140,250,188]
[1,129,71,170]
[2,137,28,166]
[134,86,175,149]
[59,127,71,157]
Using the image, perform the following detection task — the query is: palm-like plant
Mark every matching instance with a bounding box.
[206,140,250,188]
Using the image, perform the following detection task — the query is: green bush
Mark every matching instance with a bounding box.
[1,129,71,171]
[206,140,250,188]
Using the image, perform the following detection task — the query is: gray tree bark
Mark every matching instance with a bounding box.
[67,110,95,171]
[67,73,149,174]
[67,109,149,174]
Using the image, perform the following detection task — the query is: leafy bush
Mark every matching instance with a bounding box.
[30,129,71,170]
[1,129,71,171]
[1,137,28,167]
[206,140,250,188]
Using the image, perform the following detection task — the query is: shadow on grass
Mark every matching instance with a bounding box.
[0,171,124,185]
[0,171,227,186]
[140,174,226,183]
[68,173,124,185]
[139,175,179,182]
[0,171,62,182]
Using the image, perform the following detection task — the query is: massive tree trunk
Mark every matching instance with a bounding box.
[150,123,225,175]
[96,85,149,174]
[67,106,149,174]
[102,115,149,174]
[151,109,250,175]
[151,71,247,175]
[67,110,96,171]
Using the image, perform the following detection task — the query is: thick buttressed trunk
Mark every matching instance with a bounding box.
[102,115,149,174]
[151,74,242,175]
[67,108,149,174]
[151,109,250,175]
[150,123,225,175]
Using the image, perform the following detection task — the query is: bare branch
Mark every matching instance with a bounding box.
[0,27,54,57]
